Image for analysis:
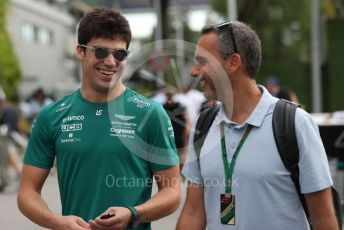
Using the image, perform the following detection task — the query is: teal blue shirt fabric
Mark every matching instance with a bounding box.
[24,88,179,229]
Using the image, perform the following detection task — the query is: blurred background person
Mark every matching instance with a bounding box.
[21,87,53,124]
[173,87,205,122]
[0,87,23,192]
[276,87,299,103]
[163,90,191,169]
[151,86,168,104]
[263,75,280,97]
[264,76,299,103]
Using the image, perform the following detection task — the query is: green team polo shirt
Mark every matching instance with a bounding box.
[24,88,178,229]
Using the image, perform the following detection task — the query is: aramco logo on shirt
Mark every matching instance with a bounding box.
[62,115,85,123]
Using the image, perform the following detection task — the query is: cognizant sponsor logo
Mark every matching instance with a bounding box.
[110,128,135,135]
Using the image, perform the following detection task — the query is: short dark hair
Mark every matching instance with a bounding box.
[78,8,132,49]
[201,22,261,79]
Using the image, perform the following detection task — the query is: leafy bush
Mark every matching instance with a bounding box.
[0,0,21,100]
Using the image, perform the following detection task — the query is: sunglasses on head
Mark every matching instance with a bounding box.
[79,44,129,62]
[216,21,238,53]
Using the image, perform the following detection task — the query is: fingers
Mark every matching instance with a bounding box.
[89,219,118,230]
[76,217,91,229]
[88,207,132,230]
[89,219,105,230]
[89,215,114,229]
[89,215,125,230]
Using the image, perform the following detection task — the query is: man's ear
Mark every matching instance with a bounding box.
[225,53,241,74]
[76,45,85,61]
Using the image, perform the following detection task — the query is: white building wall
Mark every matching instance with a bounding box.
[6,0,78,99]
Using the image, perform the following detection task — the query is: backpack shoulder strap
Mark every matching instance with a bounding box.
[272,99,300,171]
[194,104,220,160]
[272,99,309,216]
[273,99,342,229]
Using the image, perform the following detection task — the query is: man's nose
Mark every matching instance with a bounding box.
[190,65,199,78]
[103,53,117,66]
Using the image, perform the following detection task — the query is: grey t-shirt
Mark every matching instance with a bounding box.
[182,86,333,230]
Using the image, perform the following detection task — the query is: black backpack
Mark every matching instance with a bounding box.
[193,99,342,229]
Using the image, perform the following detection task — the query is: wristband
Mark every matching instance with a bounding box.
[126,206,140,227]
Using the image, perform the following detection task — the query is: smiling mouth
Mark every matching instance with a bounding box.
[97,68,117,76]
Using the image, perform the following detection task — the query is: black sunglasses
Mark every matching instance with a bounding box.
[79,44,129,62]
[216,21,238,53]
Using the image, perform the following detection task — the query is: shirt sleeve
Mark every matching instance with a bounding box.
[181,122,204,185]
[296,108,333,193]
[146,104,179,172]
[23,108,55,169]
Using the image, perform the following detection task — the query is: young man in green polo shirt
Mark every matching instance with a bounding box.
[17,8,181,230]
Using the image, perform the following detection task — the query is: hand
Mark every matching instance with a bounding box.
[89,207,132,230]
[52,215,91,230]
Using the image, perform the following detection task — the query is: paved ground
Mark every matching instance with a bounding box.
[0,172,187,230]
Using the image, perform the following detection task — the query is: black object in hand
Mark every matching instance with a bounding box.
[100,213,115,219]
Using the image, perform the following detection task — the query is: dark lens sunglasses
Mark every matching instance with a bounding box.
[79,44,129,62]
[216,21,238,53]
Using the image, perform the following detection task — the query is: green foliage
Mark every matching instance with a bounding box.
[325,19,344,111]
[210,0,227,17]
[82,0,112,7]
[0,0,21,100]
[253,0,311,108]
[210,0,312,109]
